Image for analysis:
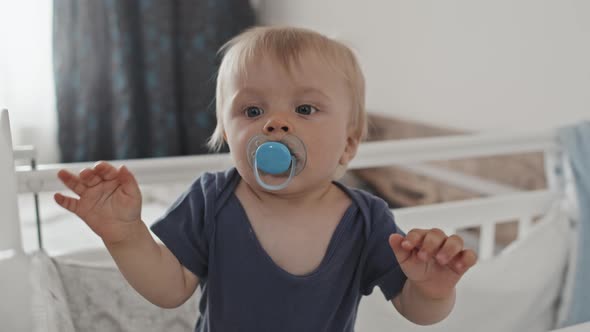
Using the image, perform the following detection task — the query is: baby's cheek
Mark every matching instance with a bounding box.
[226,131,249,153]
[308,144,343,170]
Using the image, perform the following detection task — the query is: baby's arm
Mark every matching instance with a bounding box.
[105,222,199,308]
[388,229,477,325]
[55,161,198,308]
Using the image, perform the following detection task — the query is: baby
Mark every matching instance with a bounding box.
[55,26,477,331]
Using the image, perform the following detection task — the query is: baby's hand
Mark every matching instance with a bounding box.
[54,161,143,245]
[389,229,477,300]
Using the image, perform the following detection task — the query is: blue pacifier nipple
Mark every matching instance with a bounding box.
[246,135,307,191]
[255,142,292,175]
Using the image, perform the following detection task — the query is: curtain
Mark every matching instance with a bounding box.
[53,0,255,162]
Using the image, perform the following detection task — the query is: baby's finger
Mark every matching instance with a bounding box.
[79,168,102,187]
[389,233,412,264]
[94,161,119,181]
[119,165,140,197]
[54,193,79,214]
[418,228,446,262]
[402,229,428,251]
[435,234,464,265]
[57,169,87,196]
[448,249,478,275]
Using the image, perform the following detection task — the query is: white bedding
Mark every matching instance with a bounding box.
[21,184,570,332]
[31,251,198,332]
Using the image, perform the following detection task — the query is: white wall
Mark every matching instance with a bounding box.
[0,1,58,163]
[259,0,590,132]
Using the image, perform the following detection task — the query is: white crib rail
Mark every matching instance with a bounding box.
[16,153,235,193]
[15,130,559,194]
[351,131,558,168]
[394,190,557,260]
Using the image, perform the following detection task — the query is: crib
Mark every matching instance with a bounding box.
[0,108,586,332]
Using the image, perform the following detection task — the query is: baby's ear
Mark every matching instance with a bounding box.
[339,135,360,166]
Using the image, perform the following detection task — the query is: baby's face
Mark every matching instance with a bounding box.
[222,51,358,194]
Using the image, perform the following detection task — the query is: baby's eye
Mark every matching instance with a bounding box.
[295,104,318,115]
[244,106,264,118]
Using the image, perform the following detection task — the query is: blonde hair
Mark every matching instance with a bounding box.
[207,26,367,152]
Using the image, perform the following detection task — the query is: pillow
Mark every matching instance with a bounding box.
[30,251,76,332]
[356,204,570,332]
[53,249,200,332]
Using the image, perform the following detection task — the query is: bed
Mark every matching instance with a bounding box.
[0,109,583,331]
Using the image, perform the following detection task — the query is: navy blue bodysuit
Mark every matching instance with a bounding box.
[151,168,407,332]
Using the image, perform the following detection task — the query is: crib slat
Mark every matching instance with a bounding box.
[0,110,24,253]
[479,223,495,260]
[518,216,533,240]
[13,145,36,161]
[544,150,560,193]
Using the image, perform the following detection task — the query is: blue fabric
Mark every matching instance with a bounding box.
[558,121,590,327]
[150,168,407,332]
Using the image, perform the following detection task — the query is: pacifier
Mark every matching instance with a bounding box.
[246,134,307,191]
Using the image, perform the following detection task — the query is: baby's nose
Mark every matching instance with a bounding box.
[263,118,291,135]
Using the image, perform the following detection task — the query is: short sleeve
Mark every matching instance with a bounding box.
[150,178,210,279]
[361,198,407,300]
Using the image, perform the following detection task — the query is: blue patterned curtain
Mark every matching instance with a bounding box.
[53,0,255,162]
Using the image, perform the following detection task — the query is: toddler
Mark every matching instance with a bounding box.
[55,26,477,331]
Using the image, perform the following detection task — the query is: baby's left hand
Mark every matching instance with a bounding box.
[389,229,477,300]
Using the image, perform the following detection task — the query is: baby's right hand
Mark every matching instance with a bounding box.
[55,161,143,245]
